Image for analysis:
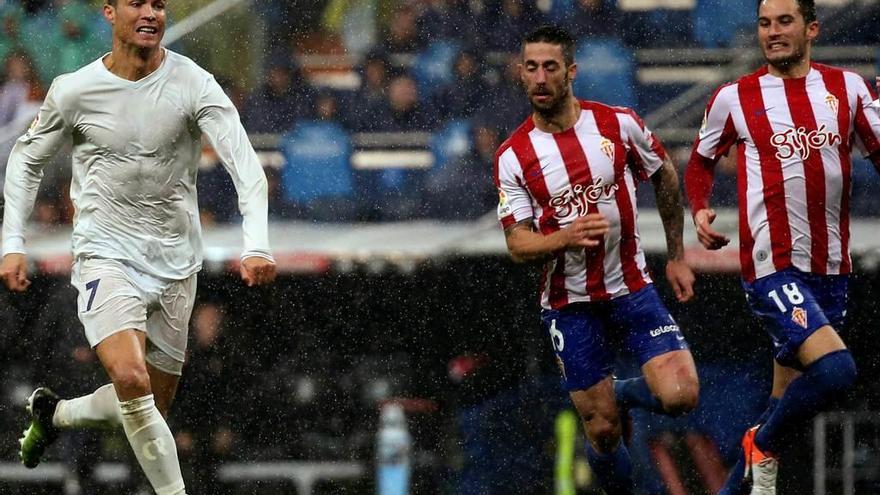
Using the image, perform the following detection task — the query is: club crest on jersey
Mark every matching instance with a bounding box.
[549,177,619,220]
[791,306,808,329]
[497,188,511,217]
[770,124,842,161]
[824,94,839,114]
[599,137,615,162]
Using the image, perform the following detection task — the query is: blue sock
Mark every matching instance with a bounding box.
[755,350,856,454]
[614,377,665,414]
[585,439,634,495]
[718,397,780,495]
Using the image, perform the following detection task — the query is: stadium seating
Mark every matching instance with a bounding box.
[572,38,637,109]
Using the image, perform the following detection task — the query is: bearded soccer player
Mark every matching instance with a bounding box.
[685,1,880,494]
[495,25,700,494]
[0,1,276,493]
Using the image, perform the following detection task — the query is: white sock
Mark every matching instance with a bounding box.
[120,394,186,495]
[53,383,123,429]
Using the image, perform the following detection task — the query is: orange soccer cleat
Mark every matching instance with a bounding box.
[741,425,778,495]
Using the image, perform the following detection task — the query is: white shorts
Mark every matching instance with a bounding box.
[71,258,197,375]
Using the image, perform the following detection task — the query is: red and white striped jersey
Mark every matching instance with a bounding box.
[686,64,880,282]
[494,100,668,310]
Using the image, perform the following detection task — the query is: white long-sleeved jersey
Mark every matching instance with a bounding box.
[2,49,273,280]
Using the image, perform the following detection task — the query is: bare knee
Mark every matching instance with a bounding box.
[107,364,152,401]
[583,414,621,453]
[657,375,699,416]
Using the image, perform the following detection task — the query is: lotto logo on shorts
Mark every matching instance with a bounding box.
[791,307,808,329]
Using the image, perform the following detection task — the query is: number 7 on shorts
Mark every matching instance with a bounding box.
[85,279,100,311]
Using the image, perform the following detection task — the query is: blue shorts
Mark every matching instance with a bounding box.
[539,285,689,392]
[743,267,848,369]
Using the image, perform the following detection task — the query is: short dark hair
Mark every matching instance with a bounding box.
[522,25,576,66]
[757,0,817,24]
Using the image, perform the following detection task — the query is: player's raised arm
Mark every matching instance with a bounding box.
[195,75,276,286]
[1,81,69,291]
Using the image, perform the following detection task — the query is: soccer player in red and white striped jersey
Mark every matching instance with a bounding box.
[685,1,879,493]
[495,25,699,494]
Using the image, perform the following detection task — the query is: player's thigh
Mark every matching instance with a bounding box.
[610,285,690,370]
[541,303,615,395]
[809,273,849,330]
[72,258,148,349]
[145,273,197,377]
[743,268,839,369]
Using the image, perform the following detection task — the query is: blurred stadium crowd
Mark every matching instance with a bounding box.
[0,0,879,493]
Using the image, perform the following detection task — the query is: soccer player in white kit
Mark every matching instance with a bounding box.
[0,1,276,493]
[685,1,880,493]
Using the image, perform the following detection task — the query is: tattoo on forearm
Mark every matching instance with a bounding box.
[654,161,685,260]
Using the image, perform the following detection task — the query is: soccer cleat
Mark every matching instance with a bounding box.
[19,387,61,468]
[741,425,778,495]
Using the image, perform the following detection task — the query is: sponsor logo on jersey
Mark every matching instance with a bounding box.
[497,189,511,218]
[791,306,808,329]
[649,324,680,338]
[599,137,615,162]
[698,109,709,139]
[770,124,842,161]
[549,177,618,220]
[825,94,839,114]
[23,114,39,139]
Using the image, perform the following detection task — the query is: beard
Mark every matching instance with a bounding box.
[763,42,807,73]
[529,75,571,120]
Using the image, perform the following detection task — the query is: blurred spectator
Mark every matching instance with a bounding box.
[432,48,490,122]
[281,91,357,222]
[424,121,498,219]
[482,0,545,52]
[416,0,480,46]
[29,283,104,492]
[340,49,389,130]
[31,1,105,82]
[557,0,619,41]
[0,51,44,126]
[214,75,248,112]
[0,5,27,67]
[382,4,424,54]
[174,301,247,489]
[242,57,314,134]
[485,53,529,135]
[365,72,431,132]
[197,146,239,225]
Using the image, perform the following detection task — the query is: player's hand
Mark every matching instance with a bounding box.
[0,253,30,292]
[563,213,610,248]
[240,256,276,287]
[666,259,695,303]
[694,208,730,250]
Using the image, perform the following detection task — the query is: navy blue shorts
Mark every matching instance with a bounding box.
[743,267,848,369]
[539,285,690,392]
